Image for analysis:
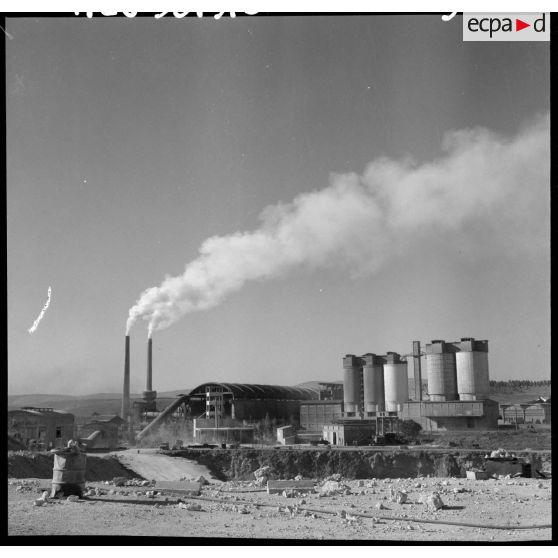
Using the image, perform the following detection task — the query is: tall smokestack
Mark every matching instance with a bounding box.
[121,335,130,421]
[413,340,422,402]
[146,337,153,391]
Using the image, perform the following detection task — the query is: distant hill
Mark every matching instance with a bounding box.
[488,384,551,405]
[7,390,192,418]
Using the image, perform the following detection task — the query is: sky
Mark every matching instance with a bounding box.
[7,15,550,395]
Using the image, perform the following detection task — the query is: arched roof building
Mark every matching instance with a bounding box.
[187,382,319,423]
[188,383,319,401]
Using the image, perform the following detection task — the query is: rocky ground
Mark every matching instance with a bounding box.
[8,474,552,541]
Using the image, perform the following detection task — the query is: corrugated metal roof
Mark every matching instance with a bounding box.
[188,383,319,401]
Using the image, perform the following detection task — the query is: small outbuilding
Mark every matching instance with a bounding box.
[78,415,125,450]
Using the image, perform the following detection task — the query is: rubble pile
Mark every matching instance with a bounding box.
[253,466,274,487]
[319,480,351,497]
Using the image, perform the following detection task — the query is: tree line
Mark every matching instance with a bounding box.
[489,379,551,388]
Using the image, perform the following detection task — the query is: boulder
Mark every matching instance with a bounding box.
[390,488,408,504]
[422,492,444,510]
[254,466,272,480]
[320,480,347,496]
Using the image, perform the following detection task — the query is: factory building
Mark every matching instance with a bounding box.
[136,382,319,441]
[300,400,343,431]
[8,407,75,450]
[343,351,409,418]
[401,338,497,431]
[187,383,318,422]
[501,399,551,424]
[323,421,376,446]
[335,338,497,439]
[400,400,499,432]
[122,332,498,443]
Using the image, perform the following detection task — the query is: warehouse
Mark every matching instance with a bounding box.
[501,400,551,424]
[8,407,75,450]
[186,383,319,422]
[137,382,319,440]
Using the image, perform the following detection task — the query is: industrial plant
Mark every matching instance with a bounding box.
[112,334,512,446]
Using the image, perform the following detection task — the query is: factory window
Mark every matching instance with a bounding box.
[55,427,62,439]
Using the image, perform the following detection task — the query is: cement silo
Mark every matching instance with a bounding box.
[383,352,408,412]
[456,338,490,400]
[426,340,458,401]
[362,353,385,415]
[343,355,363,415]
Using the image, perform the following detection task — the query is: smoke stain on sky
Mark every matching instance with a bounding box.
[6,16,550,394]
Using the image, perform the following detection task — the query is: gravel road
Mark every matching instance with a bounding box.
[111,449,220,482]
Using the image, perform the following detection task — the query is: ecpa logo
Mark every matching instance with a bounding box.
[463,13,550,41]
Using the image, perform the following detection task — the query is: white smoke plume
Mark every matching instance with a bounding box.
[28,286,52,334]
[127,113,549,337]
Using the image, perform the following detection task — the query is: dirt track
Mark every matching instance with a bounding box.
[111,449,219,482]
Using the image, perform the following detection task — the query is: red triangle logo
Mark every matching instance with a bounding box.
[516,19,530,31]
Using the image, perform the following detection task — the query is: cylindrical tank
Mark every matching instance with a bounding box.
[426,340,458,401]
[383,353,408,412]
[362,354,385,414]
[343,355,362,414]
[51,447,86,498]
[456,338,490,400]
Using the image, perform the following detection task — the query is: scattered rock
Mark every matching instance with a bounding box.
[422,492,444,511]
[375,502,386,510]
[66,495,80,503]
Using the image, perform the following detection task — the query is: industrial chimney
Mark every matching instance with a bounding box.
[121,335,130,421]
[147,337,153,392]
[143,337,157,411]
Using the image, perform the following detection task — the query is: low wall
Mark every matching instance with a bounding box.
[170,448,551,481]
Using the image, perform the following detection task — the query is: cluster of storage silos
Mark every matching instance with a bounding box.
[425,338,489,401]
[343,352,409,415]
